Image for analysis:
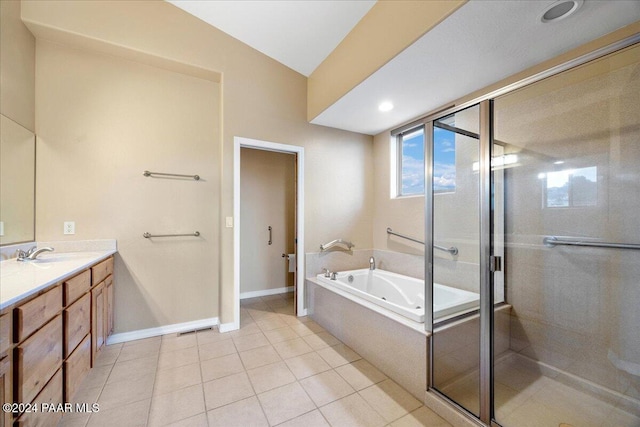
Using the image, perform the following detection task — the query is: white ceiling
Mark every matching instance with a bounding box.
[169,0,640,136]
[167,0,375,76]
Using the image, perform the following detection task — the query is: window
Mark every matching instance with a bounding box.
[393,124,457,197]
[540,166,597,207]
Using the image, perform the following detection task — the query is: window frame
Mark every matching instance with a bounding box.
[393,125,426,198]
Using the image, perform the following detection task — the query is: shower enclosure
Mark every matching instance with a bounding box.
[425,38,640,426]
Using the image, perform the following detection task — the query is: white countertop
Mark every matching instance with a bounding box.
[0,250,116,310]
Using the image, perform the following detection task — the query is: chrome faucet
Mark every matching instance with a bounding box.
[16,246,54,261]
[369,256,376,270]
[322,268,331,278]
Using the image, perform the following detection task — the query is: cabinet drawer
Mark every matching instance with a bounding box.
[64,334,90,403]
[0,313,11,356]
[14,368,63,427]
[91,257,113,286]
[64,293,90,357]
[16,286,62,342]
[16,315,63,404]
[64,270,91,306]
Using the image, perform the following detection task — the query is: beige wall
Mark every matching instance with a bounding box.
[240,148,295,294]
[0,0,35,131]
[372,132,424,255]
[36,40,221,332]
[23,0,374,329]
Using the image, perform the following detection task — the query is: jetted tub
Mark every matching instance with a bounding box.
[315,268,478,323]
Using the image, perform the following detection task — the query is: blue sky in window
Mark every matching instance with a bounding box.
[433,127,456,192]
[401,127,456,195]
[401,130,425,195]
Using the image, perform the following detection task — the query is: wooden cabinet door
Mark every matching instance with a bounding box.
[106,278,114,337]
[91,283,105,365]
[0,355,11,427]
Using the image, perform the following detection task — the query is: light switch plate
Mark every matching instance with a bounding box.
[225,217,233,228]
[0,221,4,236]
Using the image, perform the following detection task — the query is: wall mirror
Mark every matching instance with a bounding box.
[0,114,36,245]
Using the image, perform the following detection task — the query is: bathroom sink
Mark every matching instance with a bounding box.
[30,252,102,263]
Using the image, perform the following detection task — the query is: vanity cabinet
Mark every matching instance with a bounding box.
[3,255,114,426]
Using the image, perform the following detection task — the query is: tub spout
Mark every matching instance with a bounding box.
[369,256,376,270]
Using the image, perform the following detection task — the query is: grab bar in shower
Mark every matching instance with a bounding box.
[143,231,200,238]
[320,239,354,252]
[543,236,640,251]
[143,170,200,180]
[386,228,459,255]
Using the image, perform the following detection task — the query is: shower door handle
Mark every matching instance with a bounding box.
[268,226,272,245]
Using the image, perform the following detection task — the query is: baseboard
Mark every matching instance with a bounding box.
[106,317,219,345]
[218,321,240,333]
[240,286,293,300]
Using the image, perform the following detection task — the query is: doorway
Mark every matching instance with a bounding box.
[239,147,295,299]
[231,137,306,332]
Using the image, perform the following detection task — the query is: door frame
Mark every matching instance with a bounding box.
[232,137,306,330]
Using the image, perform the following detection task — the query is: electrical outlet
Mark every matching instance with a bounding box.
[225,217,233,228]
[64,221,75,235]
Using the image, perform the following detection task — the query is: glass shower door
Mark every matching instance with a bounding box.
[492,43,640,427]
[429,104,483,417]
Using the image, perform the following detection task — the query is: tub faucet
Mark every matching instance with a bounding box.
[369,256,376,270]
[17,246,54,261]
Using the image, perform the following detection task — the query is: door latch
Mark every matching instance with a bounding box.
[490,256,502,272]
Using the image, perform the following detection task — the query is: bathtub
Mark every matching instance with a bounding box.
[315,268,478,323]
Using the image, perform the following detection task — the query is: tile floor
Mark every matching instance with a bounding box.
[439,353,640,427]
[58,293,452,427]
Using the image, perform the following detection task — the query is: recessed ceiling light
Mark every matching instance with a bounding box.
[540,0,583,23]
[378,101,394,112]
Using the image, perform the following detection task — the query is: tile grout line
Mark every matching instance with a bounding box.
[196,330,210,427]
[144,340,161,427]
[83,343,122,427]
